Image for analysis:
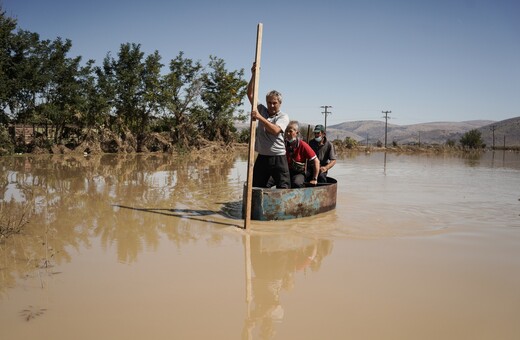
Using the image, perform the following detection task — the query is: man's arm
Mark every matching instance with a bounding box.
[324,159,336,171]
[312,157,320,179]
[247,63,256,105]
[251,110,283,136]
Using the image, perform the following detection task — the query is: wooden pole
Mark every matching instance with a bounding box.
[244,23,263,230]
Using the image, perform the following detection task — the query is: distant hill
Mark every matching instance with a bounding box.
[476,117,520,148]
[324,117,520,147]
[235,116,520,147]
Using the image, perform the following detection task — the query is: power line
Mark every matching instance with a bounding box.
[321,105,332,131]
[490,125,496,149]
[382,110,392,148]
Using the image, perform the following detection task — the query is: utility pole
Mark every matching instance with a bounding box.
[382,110,392,148]
[490,125,496,149]
[321,105,332,131]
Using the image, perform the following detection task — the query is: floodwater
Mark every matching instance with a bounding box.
[1,150,519,340]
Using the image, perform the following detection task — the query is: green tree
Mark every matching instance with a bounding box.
[160,51,203,147]
[100,43,163,149]
[199,56,247,143]
[0,7,253,152]
[112,43,146,135]
[138,50,162,145]
[237,128,250,143]
[0,8,18,124]
[4,29,43,124]
[298,124,311,141]
[95,56,118,127]
[77,59,110,131]
[39,37,84,143]
[344,136,358,148]
[460,129,484,149]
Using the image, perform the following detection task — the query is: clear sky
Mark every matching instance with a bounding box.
[3,0,519,126]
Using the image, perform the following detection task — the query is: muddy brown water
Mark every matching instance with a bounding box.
[1,151,519,339]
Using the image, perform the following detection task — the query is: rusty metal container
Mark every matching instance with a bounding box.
[244,178,337,221]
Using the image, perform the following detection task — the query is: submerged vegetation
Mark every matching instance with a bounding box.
[0,8,248,155]
[0,198,33,240]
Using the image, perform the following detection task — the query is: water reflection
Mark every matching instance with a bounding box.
[1,150,520,339]
[461,151,483,167]
[242,234,333,339]
[0,152,245,295]
[384,151,387,175]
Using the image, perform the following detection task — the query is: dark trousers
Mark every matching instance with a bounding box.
[290,172,306,188]
[304,170,328,184]
[317,171,328,183]
[253,154,290,189]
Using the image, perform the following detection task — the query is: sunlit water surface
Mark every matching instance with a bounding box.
[1,150,519,339]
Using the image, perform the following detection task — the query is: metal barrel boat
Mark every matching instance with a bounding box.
[243,178,337,221]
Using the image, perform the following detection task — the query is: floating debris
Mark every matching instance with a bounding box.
[20,306,47,322]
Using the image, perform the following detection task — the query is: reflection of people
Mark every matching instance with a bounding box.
[285,121,320,188]
[247,62,290,189]
[243,235,333,339]
[309,124,337,183]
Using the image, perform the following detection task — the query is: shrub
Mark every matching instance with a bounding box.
[460,129,484,149]
[0,125,14,155]
[344,137,358,149]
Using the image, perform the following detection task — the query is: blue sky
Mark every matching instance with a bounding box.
[3,0,519,126]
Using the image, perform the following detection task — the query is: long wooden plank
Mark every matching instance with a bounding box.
[244,23,263,230]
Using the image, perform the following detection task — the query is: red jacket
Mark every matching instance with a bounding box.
[286,139,317,173]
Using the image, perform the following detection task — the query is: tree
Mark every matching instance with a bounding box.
[0,6,252,153]
[39,37,84,143]
[4,28,43,124]
[160,52,203,147]
[100,43,163,149]
[76,59,109,130]
[460,129,484,149]
[199,56,247,143]
[298,124,311,141]
[344,136,358,149]
[0,8,18,123]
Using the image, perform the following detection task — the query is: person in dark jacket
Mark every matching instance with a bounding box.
[308,124,336,183]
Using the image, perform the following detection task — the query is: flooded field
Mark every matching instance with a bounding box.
[1,150,519,339]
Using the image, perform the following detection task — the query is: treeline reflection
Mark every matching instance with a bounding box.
[0,152,246,294]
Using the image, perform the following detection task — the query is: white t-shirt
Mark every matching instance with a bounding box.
[255,104,289,156]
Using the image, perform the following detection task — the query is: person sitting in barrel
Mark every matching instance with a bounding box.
[309,124,336,183]
[284,121,319,188]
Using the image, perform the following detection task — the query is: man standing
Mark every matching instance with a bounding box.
[309,124,337,183]
[247,63,290,188]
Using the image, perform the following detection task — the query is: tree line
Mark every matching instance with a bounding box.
[0,8,249,155]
